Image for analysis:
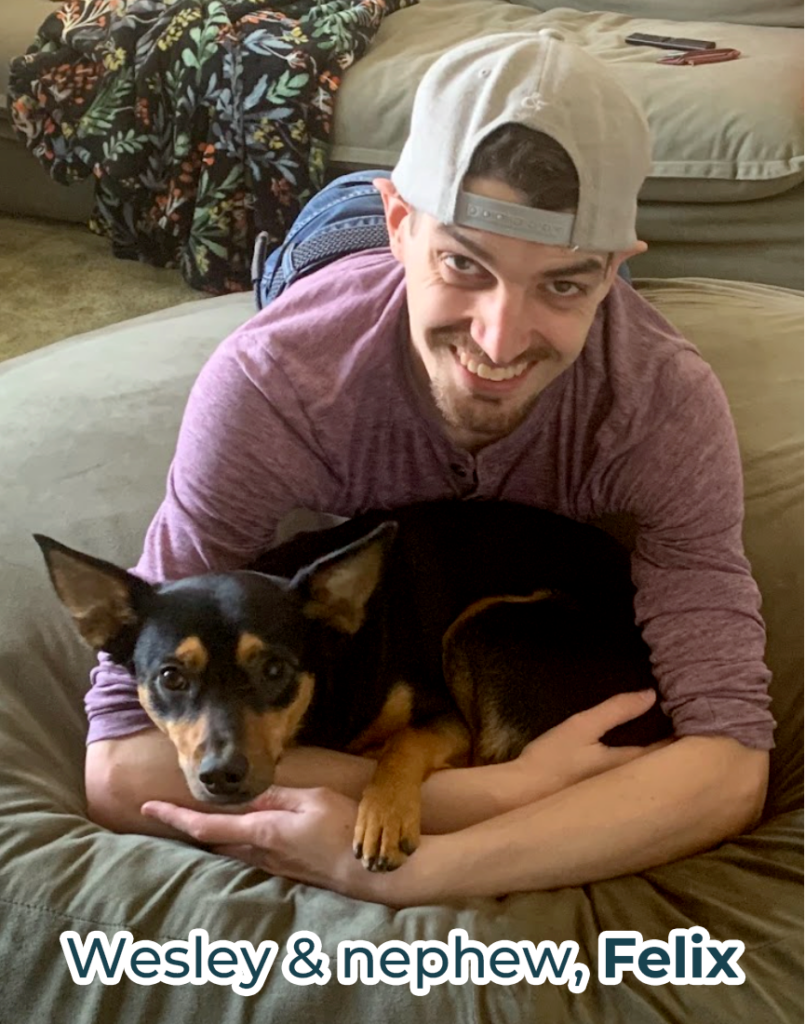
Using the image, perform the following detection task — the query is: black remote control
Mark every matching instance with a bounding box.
[625,32,717,52]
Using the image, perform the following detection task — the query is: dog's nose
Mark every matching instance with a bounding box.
[198,752,249,795]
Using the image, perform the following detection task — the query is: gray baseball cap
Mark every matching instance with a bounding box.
[392,29,653,253]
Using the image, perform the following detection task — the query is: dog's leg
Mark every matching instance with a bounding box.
[353,715,469,872]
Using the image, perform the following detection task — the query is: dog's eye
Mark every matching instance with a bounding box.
[263,658,289,682]
[159,666,188,691]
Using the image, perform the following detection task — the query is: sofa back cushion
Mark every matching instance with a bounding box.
[332,1,804,205]
[514,0,803,29]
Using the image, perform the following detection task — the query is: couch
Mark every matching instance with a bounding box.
[2,0,803,289]
[0,272,801,1021]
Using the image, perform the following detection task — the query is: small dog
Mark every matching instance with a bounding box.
[35,501,670,872]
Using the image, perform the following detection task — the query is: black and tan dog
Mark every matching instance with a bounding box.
[35,501,670,872]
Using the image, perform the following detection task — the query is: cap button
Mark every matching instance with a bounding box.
[538,27,565,41]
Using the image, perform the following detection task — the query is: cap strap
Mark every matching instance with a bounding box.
[455,191,575,246]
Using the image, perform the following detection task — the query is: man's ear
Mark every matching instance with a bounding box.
[606,240,648,287]
[33,535,154,661]
[373,177,414,262]
[291,521,398,635]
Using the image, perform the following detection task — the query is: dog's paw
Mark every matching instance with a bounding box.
[353,784,420,872]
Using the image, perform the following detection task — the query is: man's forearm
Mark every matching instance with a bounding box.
[277,746,528,833]
[87,706,671,840]
[369,736,769,904]
[86,731,209,839]
[87,731,522,837]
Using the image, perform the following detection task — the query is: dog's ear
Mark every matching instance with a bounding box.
[33,535,154,660]
[290,521,397,635]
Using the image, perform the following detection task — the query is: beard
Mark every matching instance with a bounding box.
[429,375,535,440]
[425,326,555,442]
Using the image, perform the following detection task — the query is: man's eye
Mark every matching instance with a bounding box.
[442,253,485,276]
[546,280,584,297]
[159,666,188,691]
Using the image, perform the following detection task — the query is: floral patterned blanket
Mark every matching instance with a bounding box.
[8,0,415,293]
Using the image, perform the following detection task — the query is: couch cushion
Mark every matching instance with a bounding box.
[518,0,804,30]
[331,0,804,203]
[633,278,804,815]
[627,184,804,291]
[0,279,800,1020]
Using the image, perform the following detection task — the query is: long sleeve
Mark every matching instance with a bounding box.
[617,352,774,748]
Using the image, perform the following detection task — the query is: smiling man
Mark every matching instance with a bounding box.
[391,170,621,450]
[84,30,773,904]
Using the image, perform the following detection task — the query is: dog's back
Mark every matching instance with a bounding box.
[253,500,669,756]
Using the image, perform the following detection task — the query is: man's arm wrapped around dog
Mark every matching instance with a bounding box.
[84,267,775,752]
[85,690,671,839]
[82,264,772,884]
[140,730,768,904]
[604,350,774,751]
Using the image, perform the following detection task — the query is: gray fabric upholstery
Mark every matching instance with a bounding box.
[0,280,800,1020]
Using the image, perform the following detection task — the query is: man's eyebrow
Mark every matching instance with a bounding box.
[541,258,607,280]
[439,225,497,266]
[438,225,606,279]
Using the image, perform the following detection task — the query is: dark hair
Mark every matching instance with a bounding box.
[464,123,579,212]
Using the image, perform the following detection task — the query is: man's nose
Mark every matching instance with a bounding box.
[470,286,532,365]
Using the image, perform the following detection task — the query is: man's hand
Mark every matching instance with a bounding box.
[516,689,674,789]
[86,689,670,840]
[141,786,384,901]
[138,688,680,905]
[418,688,673,833]
[140,731,767,907]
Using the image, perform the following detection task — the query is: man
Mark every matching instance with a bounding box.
[85,30,773,906]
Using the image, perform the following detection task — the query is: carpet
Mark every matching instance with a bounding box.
[0,214,205,363]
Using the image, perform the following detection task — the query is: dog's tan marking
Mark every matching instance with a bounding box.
[241,672,315,776]
[345,683,413,757]
[46,548,138,649]
[164,715,210,770]
[137,683,165,732]
[440,642,479,756]
[442,646,526,764]
[443,590,554,649]
[476,699,528,765]
[354,715,470,872]
[236,632,267,667]
[443,590,553,737]
[174,636,209,673]
[303,541,386,635]
[236,632,268,668]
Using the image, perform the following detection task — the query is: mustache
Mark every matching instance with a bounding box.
[428,326,554,367]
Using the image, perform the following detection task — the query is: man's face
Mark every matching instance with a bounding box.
[379,176,630,450]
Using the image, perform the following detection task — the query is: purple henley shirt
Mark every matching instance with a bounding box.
[86,250,775,749]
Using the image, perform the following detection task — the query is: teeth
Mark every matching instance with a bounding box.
[457,349,529,382]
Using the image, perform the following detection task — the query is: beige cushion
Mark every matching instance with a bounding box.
[629,185,804,291]
[0,278,800,1019]
[332,0,804,203]
[633,278,803,804]
[517,0,804,30]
